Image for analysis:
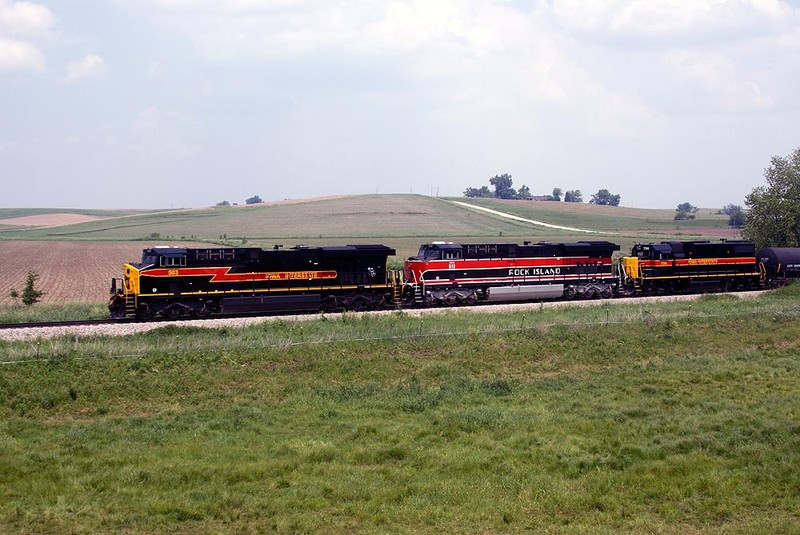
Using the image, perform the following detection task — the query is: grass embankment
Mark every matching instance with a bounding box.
[0,302,109,324]
[2,289,800,533]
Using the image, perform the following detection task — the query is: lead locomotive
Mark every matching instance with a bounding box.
[109,244,397,319]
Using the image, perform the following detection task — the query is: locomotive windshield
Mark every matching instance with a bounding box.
[414,243,462,261]
[415,245,441,260]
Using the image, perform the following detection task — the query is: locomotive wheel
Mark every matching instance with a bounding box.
[322,296,339,312]
[136,304,153,320]
[164,305,183,319]
[563,287,576,300]
[352,297,369,312]
[193,304,211,318]
[444,293,458,306]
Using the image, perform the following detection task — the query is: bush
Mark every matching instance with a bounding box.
[9,270,44,306]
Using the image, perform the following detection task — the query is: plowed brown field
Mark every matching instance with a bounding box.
[0,241,205,305]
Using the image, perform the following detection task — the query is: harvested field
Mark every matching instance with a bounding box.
[0,213,109,228]
[636,227,743,239]
[0,241,204,305]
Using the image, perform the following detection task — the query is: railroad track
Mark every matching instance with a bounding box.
[0,290,769,334]
[0,308,358,331]
[0,318,126,330]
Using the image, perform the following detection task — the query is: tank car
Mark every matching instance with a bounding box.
[620,240,761,295]
[109,244,397,319]
[757,247,800,287]
[402,240,620,306]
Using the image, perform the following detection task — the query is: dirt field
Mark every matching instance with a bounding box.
[0,213,110,227]
[0,241,203,305]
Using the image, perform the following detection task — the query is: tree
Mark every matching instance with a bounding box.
[589,189,621,206]
[463,186,493,198]
[12,270,44,306]
[743,146,800,248]
[517,185,532,200]
[564,190,583,203]
[674,202,698,220]
[551,188,563,201]
[489,174,517,199]
[727,205,746,228]
[245,195,263,205]
[216,200,230,206]
[463,173,524,200]
[721,204,740,216]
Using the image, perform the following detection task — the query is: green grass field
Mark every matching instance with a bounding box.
[2,287,799,533]
[455,198,731,232]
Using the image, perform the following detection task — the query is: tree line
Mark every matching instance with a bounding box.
[461,145,800,249]
[464,174,621,206]
[216,196,263,206]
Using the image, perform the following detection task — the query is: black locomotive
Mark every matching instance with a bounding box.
[109,244,397,319]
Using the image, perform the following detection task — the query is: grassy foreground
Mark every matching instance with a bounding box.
[2,292,800,533]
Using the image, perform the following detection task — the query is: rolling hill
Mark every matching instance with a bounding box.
[0,194,736,245]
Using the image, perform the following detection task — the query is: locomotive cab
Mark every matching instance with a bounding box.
[412,242,463,261]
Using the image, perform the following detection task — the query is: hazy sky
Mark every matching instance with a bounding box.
[1,0,799,209]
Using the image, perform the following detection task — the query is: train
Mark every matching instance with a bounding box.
[108,239,799,319]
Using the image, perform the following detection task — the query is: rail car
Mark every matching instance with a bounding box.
[757,247,800,287]
[620,240,761,295]
[402,240,620,306]
[109,244,397,319]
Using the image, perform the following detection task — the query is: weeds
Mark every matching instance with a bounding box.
[1,287,800,533]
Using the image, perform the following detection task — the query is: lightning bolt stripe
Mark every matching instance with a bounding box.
[638,257,756,267]
[143,267,338,282]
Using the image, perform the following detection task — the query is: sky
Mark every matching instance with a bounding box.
[1,0,799,210]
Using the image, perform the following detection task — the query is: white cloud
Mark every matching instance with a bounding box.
[0,0,54,37]
[551,0,794,37]
[117,0,667,139]
[0,1,53,72]
[665,49,773,110]
[65,53,105,82]
[0,37,43,71]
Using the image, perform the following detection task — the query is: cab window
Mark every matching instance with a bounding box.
[159,255,187,267]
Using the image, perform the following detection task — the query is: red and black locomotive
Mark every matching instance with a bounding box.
[402,240,620,306]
